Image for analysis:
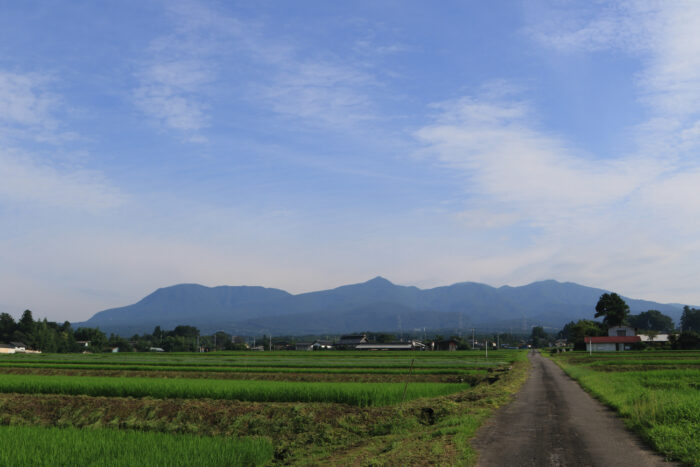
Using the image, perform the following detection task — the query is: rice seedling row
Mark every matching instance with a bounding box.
[0,373,470,406]
[0,425,273,467]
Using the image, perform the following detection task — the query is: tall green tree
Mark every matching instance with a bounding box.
[681,306,700,332]
[0,313,16,341]
[594,293,630,327]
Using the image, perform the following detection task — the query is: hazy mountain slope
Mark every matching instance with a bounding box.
[77,278,688,336]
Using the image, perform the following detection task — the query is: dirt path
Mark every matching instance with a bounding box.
[471,351,677,467]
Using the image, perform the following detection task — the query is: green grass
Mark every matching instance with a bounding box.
[0,425,273,467]
[0,373,470,406]
[551,352,700,466]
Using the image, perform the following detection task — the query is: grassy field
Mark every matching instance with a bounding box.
[0,349,528,466]
[550,350,700,466]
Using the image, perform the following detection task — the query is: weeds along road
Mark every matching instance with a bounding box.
[471,351,677,467]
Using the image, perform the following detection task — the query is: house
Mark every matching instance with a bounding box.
[0,344,15,354]
[335,334,368,350]
[607,325,636,337]
[295,342,314,351]
[9,342,26,353]
[585,336,641,352]
[76,340,90,348]
[433,339,458,351]
[149,347,165,352]
[355,340,426,351]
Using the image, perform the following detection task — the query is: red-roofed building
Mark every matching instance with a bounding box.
[584,335,641,352]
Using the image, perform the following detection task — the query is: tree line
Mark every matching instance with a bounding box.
[0,310,248,353]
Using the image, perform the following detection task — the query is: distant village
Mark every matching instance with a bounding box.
[2,298,700,354]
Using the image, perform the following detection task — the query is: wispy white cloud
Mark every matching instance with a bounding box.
[0,70,124,211]
[134,59,211,135]
[528,1,700,156]
[139,0,383,133]
[0,149,124,212]
[415,87,700,303]
[258,61,376,127]
[0,71,55,128]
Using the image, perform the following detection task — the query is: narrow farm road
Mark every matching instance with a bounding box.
[471,351,677,467]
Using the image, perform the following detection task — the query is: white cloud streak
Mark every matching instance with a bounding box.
[0,70,124,211]
[415,86,700,304]
[0,150,124,212]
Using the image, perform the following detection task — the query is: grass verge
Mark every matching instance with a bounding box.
[550,352,700,466]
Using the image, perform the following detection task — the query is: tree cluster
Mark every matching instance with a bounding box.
[627,309,674,332]
[1,310,84,352]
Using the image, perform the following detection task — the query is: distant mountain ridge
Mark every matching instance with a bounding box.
[76,277,688,336]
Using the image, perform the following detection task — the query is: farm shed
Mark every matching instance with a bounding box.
[355,340,425,351]
[335,334,368,350]
[638,333,669,343]
[584,336,641,352]
[0,344,15,354]
[433,340,458,351]
[9,342,26,352]
[295,342,314,351]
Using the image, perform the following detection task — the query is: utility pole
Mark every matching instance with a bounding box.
[485,339,488,358]
[269,334,272,352]
[471,328,475,350]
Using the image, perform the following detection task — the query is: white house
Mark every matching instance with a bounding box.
[0,344,15,354]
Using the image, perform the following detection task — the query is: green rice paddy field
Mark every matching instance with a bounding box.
[550,350,700,466]
[0,349,528,466]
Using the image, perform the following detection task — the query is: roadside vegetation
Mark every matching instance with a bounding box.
[550,350,700,466]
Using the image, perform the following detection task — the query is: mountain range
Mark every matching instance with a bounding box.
[76,277,688,336]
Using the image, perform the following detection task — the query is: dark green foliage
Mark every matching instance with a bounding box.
[669,331,700,350]
[628,310,674,332]
[681,306,700,333]
[559,320,606,350]
[594,293,630,327]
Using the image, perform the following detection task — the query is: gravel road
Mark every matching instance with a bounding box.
[471,351,677,467]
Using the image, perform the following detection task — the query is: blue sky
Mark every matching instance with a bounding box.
[2,1,700,322]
